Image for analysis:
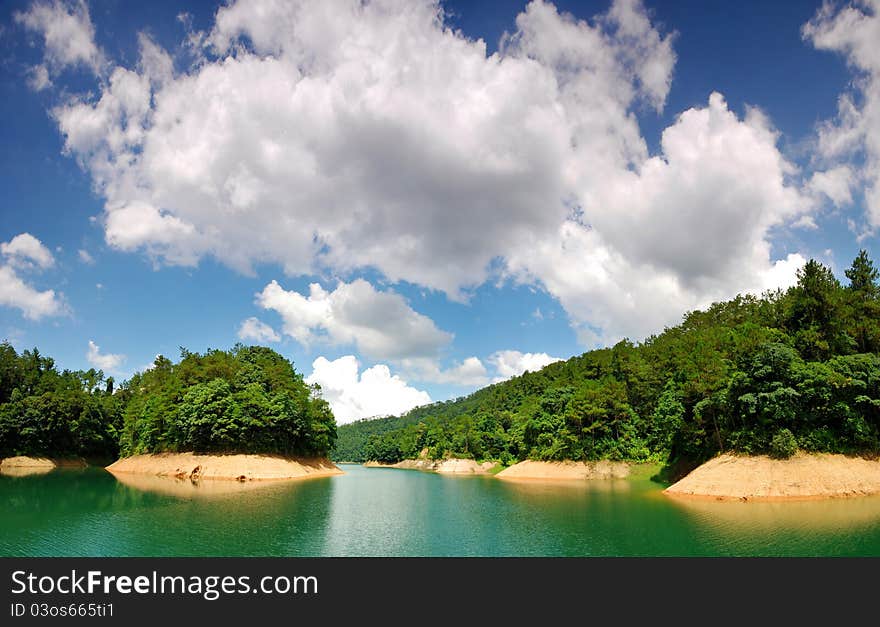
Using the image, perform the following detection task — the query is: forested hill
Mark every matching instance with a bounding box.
[0,344,337,460]
[335,252,880,468]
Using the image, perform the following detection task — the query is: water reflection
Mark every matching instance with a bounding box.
[667,493,880,533]
[0,465,53,477]
[1,468,336,556]
[105,474,336,556]
[5,466,880,556]
[110,472,306,499]
[498,477,632,497]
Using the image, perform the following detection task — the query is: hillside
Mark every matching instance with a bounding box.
[0,344,337,462]
[335,252,880,472]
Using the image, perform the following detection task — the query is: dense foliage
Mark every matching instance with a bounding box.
[336,252,880,468]
[0,344,337,459]
[0,346,122,459]
[120,345,336,456]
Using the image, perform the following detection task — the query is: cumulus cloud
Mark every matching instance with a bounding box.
[506,93,811,343]
[0,233,65,320]
[400,356,490,387]
[489,350,562,383]
[33,0,813,345]
[0,265,65,320]
[1,233,55,270]
[803,1,880,231]
[808,166,855,208]
[256,279,452,360]
[306,355,431,423]
[237,317,280,343]
[15,0,104,78]
[86,339,125,371]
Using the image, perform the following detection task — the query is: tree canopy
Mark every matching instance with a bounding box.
[0,344,337,459]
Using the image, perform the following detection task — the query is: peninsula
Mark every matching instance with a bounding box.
[0,344,341,482]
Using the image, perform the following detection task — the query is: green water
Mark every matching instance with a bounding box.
[3,464,880,556]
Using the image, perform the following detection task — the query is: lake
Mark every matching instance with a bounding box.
[3,464,880,556]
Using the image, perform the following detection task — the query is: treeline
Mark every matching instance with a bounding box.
[339,252,880,468]
[0,344,337,460]
[0,346,122,459]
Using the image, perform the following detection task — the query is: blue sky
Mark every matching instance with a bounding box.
[1,0,878,422]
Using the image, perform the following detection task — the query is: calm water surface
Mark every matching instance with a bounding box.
[3,464,880,556]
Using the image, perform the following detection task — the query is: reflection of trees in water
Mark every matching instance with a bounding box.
[3,468,119,516]
[108,474,336,556]
[1,469,336,556]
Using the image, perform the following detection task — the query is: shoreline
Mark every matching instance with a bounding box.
[496,460,631,481]
[364,458,498,474]
[1,456,88,476]
[664,452,880,501]
[106,452,343,482]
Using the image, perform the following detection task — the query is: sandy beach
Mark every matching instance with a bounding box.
[496,459,631,480]
[106,453,343,481]
[0,456,88,476]
[664,453,880,500]
[364,458,498,474]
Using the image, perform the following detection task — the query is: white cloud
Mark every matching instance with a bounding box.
[86,340,125,372]
[506,92,811,344]
[803,1,880,230]
[758,253,807,294]
[0,233,64,320]
[77,248,95,264]
[808,166,855,207]
[489,350,562,383]
[256,279,451,360]
[0,265,65,320]
[1,233,55,270]
[237,317,280,344]
[306,355,431,424]
[36,0,814,346]
[399,356,490,387]
[15,0,104,77]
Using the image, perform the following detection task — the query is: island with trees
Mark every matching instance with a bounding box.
[0,344,341,481]
[337,251,880,499]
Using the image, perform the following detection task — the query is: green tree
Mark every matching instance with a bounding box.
[786,259,851,359]
[845,249,880,353]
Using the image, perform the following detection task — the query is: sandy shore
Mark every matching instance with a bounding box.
[664,453,880,501]
[364,458,498,474]
[0,456,87,476]
[106,453,343,482]
[496,459,630,481]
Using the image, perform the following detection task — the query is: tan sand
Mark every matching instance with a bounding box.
[0,456,87,476]
[106,453,343,482]
[664,453,880,501]
[364,458,498,474]
[496,459,630,481]
[1,456,57,468]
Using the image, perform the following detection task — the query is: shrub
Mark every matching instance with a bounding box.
[770,428,798,459]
